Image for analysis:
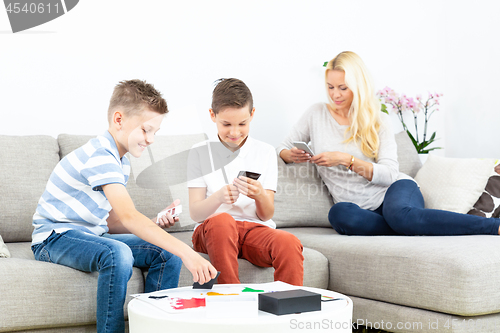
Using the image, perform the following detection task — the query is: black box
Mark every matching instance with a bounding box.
[258,289,321,315]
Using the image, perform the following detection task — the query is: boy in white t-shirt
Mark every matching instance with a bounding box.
[187,78,304,285]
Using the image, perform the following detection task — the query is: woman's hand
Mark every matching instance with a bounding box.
[310,152,350,168]
[311,152,374,180]
[280,147,312,164]
[233,176,264,200]
[290,146,312,163]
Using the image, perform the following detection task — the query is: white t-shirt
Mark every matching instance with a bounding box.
[187,136,277,229]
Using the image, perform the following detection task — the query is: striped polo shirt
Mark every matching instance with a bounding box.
[32,131,130,245]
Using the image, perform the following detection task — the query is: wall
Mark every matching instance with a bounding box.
[0,0,498,158]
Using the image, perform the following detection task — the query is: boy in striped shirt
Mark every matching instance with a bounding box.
[31,80,217,333]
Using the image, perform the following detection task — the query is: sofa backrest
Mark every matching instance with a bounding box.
[57,133,208,233]
[0,131,421,242]
[0,135,60,242]
[274,156,334,228]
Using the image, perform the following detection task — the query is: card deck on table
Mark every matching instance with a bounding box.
[193,271,221,289]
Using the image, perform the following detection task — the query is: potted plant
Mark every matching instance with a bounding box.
[377,87,443,156]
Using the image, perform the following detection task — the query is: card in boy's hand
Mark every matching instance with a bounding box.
[237,171,261,181]
[156,205,182,224]
[192,271,221,289]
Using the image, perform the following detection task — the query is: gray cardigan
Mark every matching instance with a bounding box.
[277,102,411,210]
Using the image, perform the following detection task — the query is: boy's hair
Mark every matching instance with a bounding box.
[108,79,168,122]
[211,78,253,114]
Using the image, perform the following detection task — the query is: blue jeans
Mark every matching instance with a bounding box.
[31,230,182,333]
[329,179,500,236]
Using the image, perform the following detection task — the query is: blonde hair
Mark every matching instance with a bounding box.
[325,51,381,159]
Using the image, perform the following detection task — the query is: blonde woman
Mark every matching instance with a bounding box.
[278,51,500,236]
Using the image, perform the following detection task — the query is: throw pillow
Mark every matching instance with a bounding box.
[467,163,500,218]
[273,156,334,228]
[395,131,423,178]
[127,133,208,231]
[0,235,11,258]
[414,155,495,214]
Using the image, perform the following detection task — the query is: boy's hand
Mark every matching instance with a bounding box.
[154,199,180,228]
[217,184,239,204]
[181,250,219,284]
[233,176,264,200]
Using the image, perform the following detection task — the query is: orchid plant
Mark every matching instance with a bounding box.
[377,87,443,154]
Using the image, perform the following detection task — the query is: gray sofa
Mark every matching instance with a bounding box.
[1,132,500,333]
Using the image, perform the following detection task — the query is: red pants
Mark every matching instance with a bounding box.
[192,213,304,285]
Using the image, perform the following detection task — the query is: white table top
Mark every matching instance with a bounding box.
[128,282,353,333]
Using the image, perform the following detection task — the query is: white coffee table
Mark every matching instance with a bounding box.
[128,283,352,332]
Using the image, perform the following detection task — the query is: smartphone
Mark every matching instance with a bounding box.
[292,141,315,156]
[237,171,261,180]
[156,205,182,224]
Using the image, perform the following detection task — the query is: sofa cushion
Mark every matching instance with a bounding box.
[1,242,143,332]
[274,157,334,228]
[414,155,495,214]
[0,135,60,242]
[171,231,329,289]
[395,131,422,178]
[57,133,207,232]
[286,227,500,316]
[349,295,500,333]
